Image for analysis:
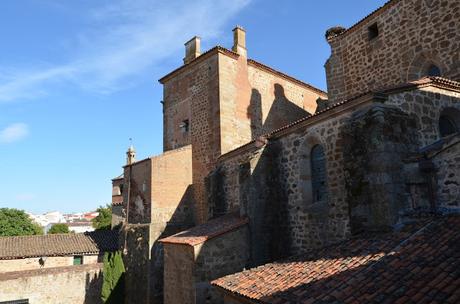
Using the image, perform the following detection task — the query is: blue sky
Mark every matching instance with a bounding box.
[0,0,387,214]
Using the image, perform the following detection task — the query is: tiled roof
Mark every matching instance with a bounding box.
[218,76,460,162]
[0,230,119,259]
[212,215,460,304]
[111,174,123,181]
[159,213,248,246]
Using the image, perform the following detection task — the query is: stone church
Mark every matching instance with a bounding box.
[111,0,460,303]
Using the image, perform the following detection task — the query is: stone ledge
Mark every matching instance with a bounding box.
[0,263,103,281]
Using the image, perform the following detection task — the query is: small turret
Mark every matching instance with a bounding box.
[126,144,136,165]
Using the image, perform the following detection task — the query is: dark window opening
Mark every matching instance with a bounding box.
[427,64,441,77]
[119,184,124,194]
[311,145,328,202]
[0,300,29,304]
[180,119,189,133]
[368,23,379,40]
[73,255,83,265]
[439,115,457,137]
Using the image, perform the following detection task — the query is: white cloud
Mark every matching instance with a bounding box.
[0,123,29,143]
[15,193,36,201]
[0,0,251,102]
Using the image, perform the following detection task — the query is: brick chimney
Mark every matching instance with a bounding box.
[232,26,247,57]
[183,36,201,64]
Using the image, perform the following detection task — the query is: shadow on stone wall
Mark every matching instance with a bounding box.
[122,184,195,304]
[84,270,103,304]
[249,83,311,140]
[208,141,291,268]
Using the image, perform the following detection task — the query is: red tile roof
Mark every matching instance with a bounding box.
[212,215,460,304]
[159,213,248,246]
[0,230,119,259]
[218,76,460,162]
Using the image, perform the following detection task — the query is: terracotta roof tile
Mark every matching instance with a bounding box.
[212,215,460,303]
[159,213,248,246]
[0,230,119,259]
[218,76,460,162]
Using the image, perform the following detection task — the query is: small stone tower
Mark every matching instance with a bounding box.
[126,145,136,165]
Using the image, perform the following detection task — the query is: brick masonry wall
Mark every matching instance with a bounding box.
[0,255,100,273]
[121,146,195,303]
[0,264,102,304]
[123,158,152,224]
[247,63,325,137]
[162,52,221,224]
[326,0,460,103]
[150,145,195,301]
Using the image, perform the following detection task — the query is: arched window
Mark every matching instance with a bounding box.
[439,108,460,137]
[311,145,328,202]
[439,115,457,137]
[427,64,441,77]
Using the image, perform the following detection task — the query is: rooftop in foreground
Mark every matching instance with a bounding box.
[159,212,248,246]
[212,214,460,304]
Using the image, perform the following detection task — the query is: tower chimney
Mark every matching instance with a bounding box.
[126,145,136,165]
[183,36,201,64]
[232,26,247,57]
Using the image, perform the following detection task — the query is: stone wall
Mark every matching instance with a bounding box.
[122,224,150,304]
[122,146,194,303]
[111,205,124,228]
[150,145,194,301]
[161,50,221,224]
[343,103,420,232]
[386,87,460,146]
[432,136,460,209]
[163,244,195,304]
[162,225,249,304]
[0,264,102,304]
[209,97,384,263]
[194,226,249,304]
[0,255,99,273]
[326,0,460,103]
[247,61,326,137]
[217,54,326,154]
[123,158,152,224]
[161,47,326,224]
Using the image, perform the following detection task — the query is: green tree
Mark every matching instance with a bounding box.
[101,251,125,303]
[92,205,112,230]
[48,223,69,234]
[0,208,43,236]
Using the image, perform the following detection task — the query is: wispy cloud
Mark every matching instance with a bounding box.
[0,123,29,143]
[0,0,250,103]
[15,193,36,202]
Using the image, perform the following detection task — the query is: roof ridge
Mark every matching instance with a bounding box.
[247,59,327,96]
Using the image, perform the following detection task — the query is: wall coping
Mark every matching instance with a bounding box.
[0,263,103,281]
[217,77,460,163]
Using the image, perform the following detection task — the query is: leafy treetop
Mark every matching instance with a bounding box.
[0,208,43,236]
[92,205,112,230]
[48,223,70,234]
